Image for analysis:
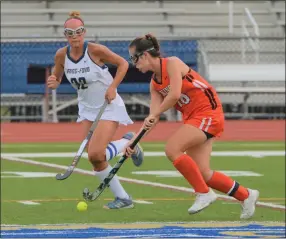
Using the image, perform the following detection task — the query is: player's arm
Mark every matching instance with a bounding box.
[52,48,65,82]
[47,47,66,89]
[141,82,164,133]
[124,82,163,149]
[152,58,182,117]
[149,82,164,115]
[89,44,129,89]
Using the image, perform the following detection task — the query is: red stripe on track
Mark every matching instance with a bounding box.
[1,120,284,143]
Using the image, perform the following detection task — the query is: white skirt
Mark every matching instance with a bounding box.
[76,97,133,126]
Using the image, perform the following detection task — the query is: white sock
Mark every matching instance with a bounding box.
[105,138,129,161]
[94,164,129,199]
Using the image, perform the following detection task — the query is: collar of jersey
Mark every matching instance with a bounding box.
[67,41,88,64]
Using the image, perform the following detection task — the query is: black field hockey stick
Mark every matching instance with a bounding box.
[55,100,108,180]
[83,128,148,201]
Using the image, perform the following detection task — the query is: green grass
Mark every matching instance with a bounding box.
[1,141,285,225]
[1,141,285,153]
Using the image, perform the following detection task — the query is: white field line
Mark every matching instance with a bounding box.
[18,201,40,205]
[1,151,285,159]
[1,156,285,211]
[133,200,153,205]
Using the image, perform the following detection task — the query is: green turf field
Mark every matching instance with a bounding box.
[1,141,285,225]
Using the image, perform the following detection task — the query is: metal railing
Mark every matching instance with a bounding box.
[241,7,260,63]
[197,42,210,81]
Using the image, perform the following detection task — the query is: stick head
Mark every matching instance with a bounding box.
[55,173,65,180]
[83,188,91,201]
[55,171,72,180]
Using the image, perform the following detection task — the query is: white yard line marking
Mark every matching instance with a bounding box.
[1,153,89,158]
[1,151,285,158]
[18,201,40,205]
[133,200,154,205]
[131,170,263,177]
[1,172,57,178]
[1,156,285,211]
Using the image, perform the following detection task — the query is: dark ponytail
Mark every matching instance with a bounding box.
[129,33,160,57]
[145,34,160,53]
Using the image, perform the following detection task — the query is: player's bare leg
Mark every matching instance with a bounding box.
[81,120,133,209]
[165,124,217,214]
[187,138,259,219]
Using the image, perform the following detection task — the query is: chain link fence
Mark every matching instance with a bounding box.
[1,36,285,122]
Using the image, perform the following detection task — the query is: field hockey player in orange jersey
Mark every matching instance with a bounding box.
[125,34,259,219]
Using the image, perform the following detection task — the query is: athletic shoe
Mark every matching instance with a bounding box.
[122,132,144,167]
[103,196,134,209]
[188,188,217,214]
[240,188,259,219]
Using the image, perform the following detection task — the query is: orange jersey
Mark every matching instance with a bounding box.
[152,58,224,137]
[151,58,223,119]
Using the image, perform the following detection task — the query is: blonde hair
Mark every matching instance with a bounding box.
[64,11,84,26]
[69,11,81,18]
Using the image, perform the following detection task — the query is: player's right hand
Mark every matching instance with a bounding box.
[124,146,135,158]
[143,115,159,130]
[47,75,60,89]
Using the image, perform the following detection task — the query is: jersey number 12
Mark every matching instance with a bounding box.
[71,77,88,90]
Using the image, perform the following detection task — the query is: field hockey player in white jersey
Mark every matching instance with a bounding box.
[47,11,143,209]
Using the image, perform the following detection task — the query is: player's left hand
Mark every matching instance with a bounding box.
[105,86,116,103]
[144,114,159,130]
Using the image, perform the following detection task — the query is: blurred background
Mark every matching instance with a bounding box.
[1,0,285,123]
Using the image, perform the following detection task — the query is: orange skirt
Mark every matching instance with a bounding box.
[183,113,225,137]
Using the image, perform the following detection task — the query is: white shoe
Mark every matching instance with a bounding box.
[188,188,217,214]
[240,188,259,219]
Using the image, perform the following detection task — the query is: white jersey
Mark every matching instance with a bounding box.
[63,41,133,125]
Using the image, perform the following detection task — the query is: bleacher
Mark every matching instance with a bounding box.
[271,0,286,30]
[1,1,285,65]
[1,1,285,38]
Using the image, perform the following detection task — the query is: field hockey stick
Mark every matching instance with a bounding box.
[83,128,148,201]
[55,100,108,180]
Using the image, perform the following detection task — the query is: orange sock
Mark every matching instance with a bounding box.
[173,154,209,193]
[207,171,249,201]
